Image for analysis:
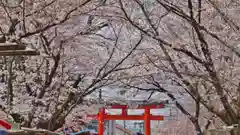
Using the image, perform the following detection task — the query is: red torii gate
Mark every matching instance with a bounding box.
[87,103,165,135]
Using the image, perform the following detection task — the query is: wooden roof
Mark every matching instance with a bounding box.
[0,43,39,56]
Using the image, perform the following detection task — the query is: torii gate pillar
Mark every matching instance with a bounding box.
[98,108,105,135]
[144,108,151,135]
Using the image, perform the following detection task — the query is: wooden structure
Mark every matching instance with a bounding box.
[0,43,39,56]
[87,102,165,135]
[7,127,58,135]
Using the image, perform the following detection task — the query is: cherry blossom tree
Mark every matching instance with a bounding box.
[1,0,240,134]
[0,0,144,130]
[111,0,240,134]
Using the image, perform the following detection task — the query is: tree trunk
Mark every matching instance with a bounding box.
[229,128,238,135]
[191,119,204,135]
[230,121,240,135]
[37,117,65,131]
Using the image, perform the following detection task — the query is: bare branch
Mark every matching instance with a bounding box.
[118,0,172,47]
[82,34,144,96]
[25,0,58,17]
[207,0,239,32]
[20,0,92,38]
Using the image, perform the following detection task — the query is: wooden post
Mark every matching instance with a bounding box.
[98,108,105,135]
[144,108,151,135]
